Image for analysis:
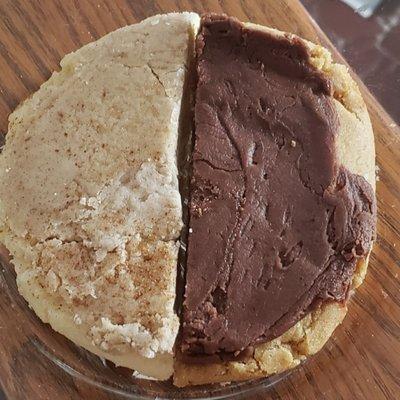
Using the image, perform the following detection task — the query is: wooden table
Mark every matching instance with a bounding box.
[0,1,399,399]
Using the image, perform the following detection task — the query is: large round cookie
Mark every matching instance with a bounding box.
[0,12,200,380]
[0,11,375,386]
[174,20,375,386]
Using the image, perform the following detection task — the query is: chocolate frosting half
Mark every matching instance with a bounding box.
[182,14,376,357]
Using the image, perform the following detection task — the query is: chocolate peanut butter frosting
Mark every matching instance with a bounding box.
[181,14,376,357]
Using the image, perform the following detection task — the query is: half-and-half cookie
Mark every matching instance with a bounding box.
[0,13,376,386]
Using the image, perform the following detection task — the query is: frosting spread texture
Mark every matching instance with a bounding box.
[181,15,376,357]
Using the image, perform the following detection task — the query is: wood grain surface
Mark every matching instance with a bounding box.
[0,1,399,399]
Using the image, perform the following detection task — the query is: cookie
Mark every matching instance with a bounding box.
[0,12,376,386]
[0,12,200,380]
[174,16,375,387]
